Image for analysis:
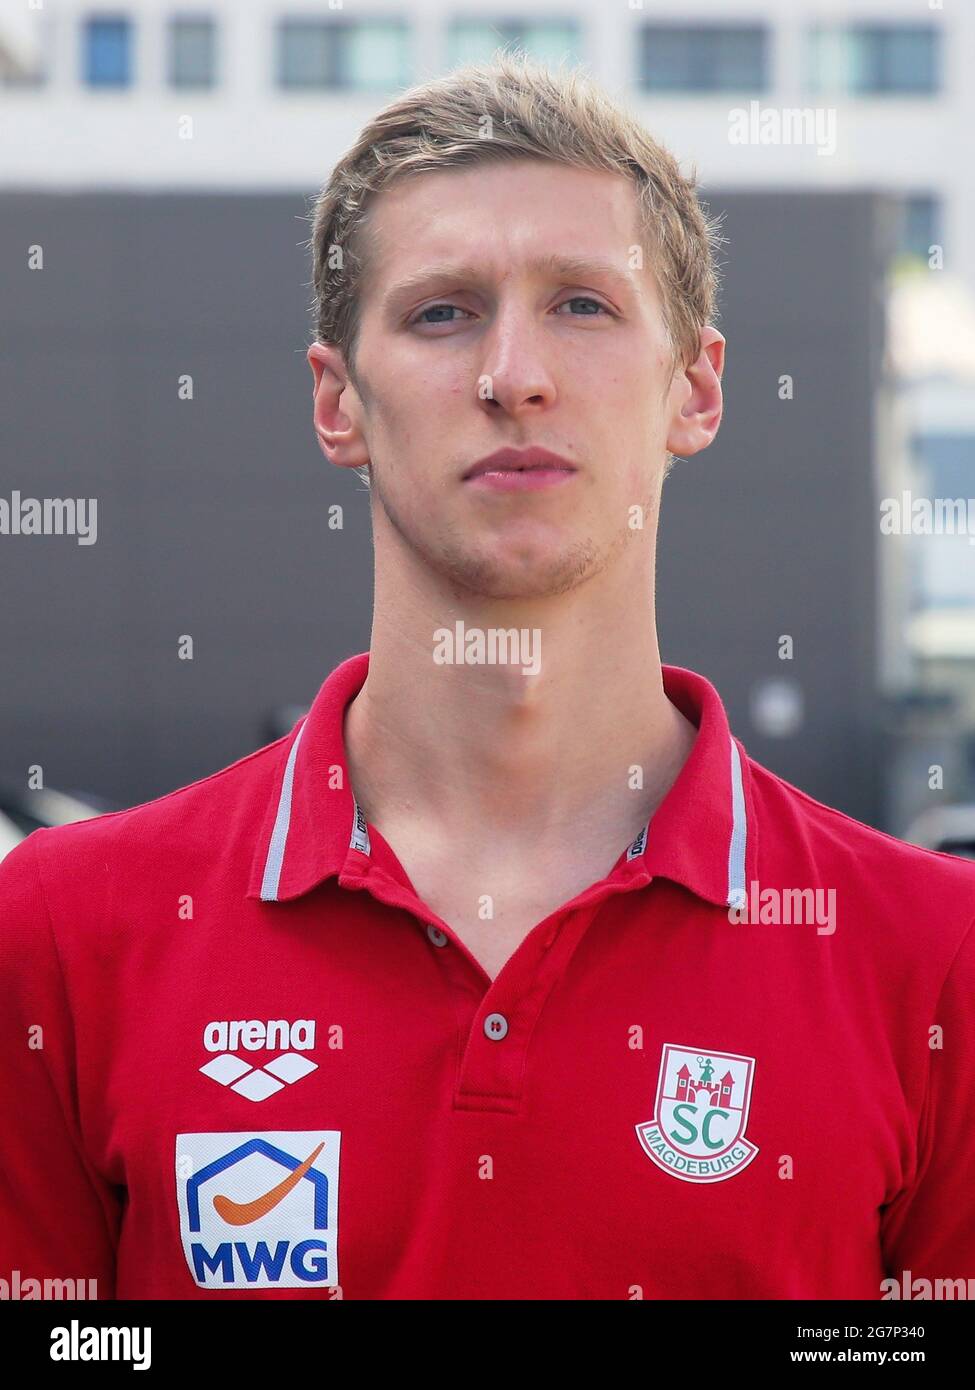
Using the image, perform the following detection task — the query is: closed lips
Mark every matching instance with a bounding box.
[463,448,576,479]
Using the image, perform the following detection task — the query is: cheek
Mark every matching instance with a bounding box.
[384,383,468,454]
[381,354,468,420]
[604,345,666,406]
[435,364,475,404]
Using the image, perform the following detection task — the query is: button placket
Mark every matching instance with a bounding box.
[453,882,649,1110]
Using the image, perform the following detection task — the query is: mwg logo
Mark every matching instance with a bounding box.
[176,1131,342,1290]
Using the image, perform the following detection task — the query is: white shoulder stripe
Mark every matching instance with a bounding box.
[259,720,307,902]
[727,737,748,908]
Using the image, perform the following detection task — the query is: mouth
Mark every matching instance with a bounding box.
[462,447,578,485]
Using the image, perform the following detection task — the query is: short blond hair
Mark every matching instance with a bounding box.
[306,51,722,481]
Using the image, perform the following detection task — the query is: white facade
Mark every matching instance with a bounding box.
[0,0,971,287]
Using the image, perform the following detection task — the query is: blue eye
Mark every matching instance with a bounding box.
[415,304,465,324]
[411,297,609,326]
[557,297,606,315]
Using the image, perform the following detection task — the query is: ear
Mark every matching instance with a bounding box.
[307,341,371,472]
[665,326,725,458]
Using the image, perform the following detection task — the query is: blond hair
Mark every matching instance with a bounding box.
[306,51,722,484]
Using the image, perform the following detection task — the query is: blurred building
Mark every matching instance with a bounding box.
[2,0,973,841]
[881,273,975,838]
[0,0,968,300]
[0,185,891,829]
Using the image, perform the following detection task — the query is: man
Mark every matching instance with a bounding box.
[1,55,973,1301]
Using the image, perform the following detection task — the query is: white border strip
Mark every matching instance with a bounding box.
[726,737,748,908]
[259,720,307,902]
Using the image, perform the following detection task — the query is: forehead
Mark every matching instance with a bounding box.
[359,159,645,295]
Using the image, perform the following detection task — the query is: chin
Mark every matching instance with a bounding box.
[442,542,600,601]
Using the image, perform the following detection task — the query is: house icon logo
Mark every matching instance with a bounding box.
[175,1130,341,1289]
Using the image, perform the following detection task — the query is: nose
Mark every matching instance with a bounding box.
[476,305,558,418]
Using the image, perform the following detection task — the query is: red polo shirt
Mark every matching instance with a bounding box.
[2,650,974,1300]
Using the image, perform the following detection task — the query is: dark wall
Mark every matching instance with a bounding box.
[656,190,885,826]
[0,190,884,823]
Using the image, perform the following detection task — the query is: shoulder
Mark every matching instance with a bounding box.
[748,752,975,892]
[745,751,975,956]
[0,731,293,909]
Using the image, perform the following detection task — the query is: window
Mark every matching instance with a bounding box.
[278,20,330,88]
[83,15,132,87]
[277,18,409,91]
[344,22,410,89]
[447,19,580,69]
[807,25,941,95]
[899,195,941,262]
[638,25,768,93]
[169,16,216,89]
[910,433,975,608]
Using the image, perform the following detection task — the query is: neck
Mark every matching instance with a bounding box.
[343,520,697,857]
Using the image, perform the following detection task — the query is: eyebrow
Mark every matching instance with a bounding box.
[381,253,635,311]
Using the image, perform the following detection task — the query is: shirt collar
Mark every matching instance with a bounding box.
[247,650,756,909]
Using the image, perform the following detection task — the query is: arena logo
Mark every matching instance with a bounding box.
[203,1019,315,1052]
[199,1019,318,1103]
[728,881,837,935]
[432,621,541,676]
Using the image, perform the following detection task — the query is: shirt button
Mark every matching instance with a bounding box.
[426,924,448,948]
[484,1012,508,1041]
